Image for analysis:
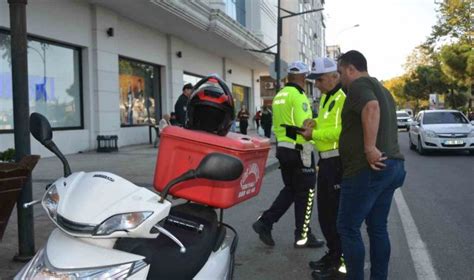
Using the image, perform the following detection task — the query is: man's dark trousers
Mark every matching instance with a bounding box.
[263,124,272,138]
[337,159,406,280]
[240,120,248,135]
[317,156,343,259]
[259,146,316,239]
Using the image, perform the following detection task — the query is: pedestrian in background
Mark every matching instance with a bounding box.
[336,50,406,280]
[154,114,171,148]
[169,112,179,126]
[254,109,262,132]
[302,57,346,280]
[252,61,324,249]
[261,105,273,138]
[174,83,193,126]
[237,105,250,134]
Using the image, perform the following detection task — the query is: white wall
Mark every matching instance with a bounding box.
[259,0,278,47]
[0,0,262,156]
[164,36,225,116]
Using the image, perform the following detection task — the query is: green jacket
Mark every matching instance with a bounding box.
[272,83,313,144]
[312,86,346,152]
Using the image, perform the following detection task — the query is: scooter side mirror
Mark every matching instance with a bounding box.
[30,112,53,145]
[195,153,243,181]
[29,112,72,177]
[159,153,243,203]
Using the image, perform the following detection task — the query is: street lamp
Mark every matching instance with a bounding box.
[246,0,324,90]
[333,24,360,50]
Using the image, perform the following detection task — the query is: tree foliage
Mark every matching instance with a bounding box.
[439,42,474,87]
[383,76,407,107]
[426,0,473,46]
[403,45,433,74]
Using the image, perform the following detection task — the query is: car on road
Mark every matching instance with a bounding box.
[397,110,413,130]
[408,109,474,155]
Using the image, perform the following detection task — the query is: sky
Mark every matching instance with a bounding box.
[324,0,438,80]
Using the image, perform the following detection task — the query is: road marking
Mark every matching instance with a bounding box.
[394,189,439,280]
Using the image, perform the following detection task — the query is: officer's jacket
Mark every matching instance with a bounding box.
[272,83,312,145]
[312,85,346,152]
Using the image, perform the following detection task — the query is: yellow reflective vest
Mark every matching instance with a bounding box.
[312,86,346,152]
[272,83,313,144]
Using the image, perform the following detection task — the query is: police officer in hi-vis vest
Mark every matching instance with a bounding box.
[302,57,346,280]
[252,61,325,249]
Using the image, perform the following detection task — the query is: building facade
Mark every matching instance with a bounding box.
[260,0,326,107]
[326,45,341,61]
[0,0,277,156]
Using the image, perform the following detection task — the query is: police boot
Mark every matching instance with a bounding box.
[252,219,275,246]
[294,232,325,248]
[309,251,340,270]
[311,258,345,280]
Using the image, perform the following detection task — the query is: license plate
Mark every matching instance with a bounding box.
[444,140,464,145]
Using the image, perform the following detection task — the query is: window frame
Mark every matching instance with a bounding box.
[118,55,162,128]
[0,28,84,133]
[183,71,205,85]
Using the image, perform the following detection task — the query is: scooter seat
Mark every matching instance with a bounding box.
[114,203,218,280]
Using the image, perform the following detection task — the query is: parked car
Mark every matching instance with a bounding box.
[408,110,474,155]
[403,108,414,117]
[396,110,413,130]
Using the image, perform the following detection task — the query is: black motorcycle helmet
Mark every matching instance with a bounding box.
[185,75,235,136]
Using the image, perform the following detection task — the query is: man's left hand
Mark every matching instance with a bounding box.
[365,147,387,170]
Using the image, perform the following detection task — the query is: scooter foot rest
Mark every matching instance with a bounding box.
[114,203,218,280]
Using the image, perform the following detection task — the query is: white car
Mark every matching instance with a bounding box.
[396,110,413,130]
[408,110,474,155]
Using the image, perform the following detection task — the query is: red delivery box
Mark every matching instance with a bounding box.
[154,126,270,208]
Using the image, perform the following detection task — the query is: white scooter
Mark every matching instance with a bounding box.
[15,113,243,280]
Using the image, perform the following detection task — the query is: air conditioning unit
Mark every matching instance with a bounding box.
[264,82,275,90]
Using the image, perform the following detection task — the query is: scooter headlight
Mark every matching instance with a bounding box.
[42,185,59,220]
[14,248,147,280]
[94,212,153,236]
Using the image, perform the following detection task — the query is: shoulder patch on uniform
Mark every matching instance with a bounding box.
[302,103,308,112]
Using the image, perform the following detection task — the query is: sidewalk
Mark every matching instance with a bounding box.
[0,132,277,279]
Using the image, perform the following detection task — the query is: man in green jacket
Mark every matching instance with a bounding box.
[302,57,346,280]
[253,61,324,249]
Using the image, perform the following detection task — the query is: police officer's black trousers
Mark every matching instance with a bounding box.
[260,147,316,239]
[317,156,343,257]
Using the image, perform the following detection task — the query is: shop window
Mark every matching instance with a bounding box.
[119,57,160,126]
[232,84,249,113]
[0,30,83,131]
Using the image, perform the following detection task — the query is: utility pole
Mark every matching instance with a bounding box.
[275,0,282,90]
[8,0,35,261]
[246,3,323,90]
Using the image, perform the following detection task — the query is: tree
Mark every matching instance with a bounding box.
[0,33,12,64]
[403,45,433,74]
[403,64,449,111]
[439,43,474,86]
[383,76,408,107]
[426,0,472,47]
